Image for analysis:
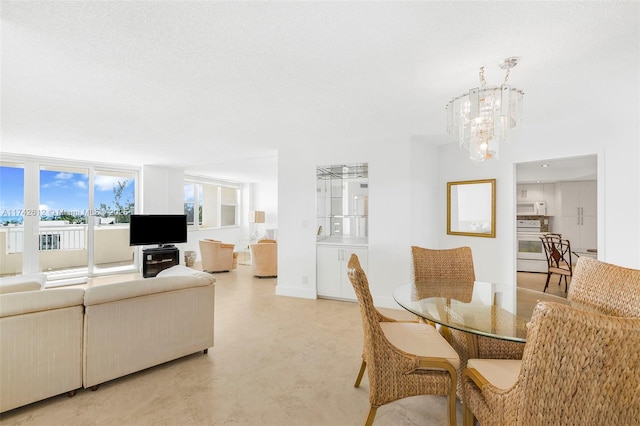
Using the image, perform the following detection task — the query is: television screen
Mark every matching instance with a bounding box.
[129,214,188,246]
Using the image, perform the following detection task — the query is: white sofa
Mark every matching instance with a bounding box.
[0,266,215,412]
[0,284,85,412]
[83,268,215,389]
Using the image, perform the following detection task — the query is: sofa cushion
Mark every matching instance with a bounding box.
[0,273,46,294]
[156,265,214,283]
[0,287,85,318]
[84,274,214,306]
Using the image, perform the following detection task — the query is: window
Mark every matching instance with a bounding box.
[184,178,240,229]
[39,233,61,250]
[0,155,139,278]
[93,170,136,273]
[0,163,25,275]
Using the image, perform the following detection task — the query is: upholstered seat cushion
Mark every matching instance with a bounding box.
[467,358,521,390]
[380,322,460,369]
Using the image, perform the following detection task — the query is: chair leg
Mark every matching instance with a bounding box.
[448,381,457,426]
[364,406,377,426]
[354,360,366,388]
[564,275,569,292]
[543,273,551,292]
[463,405,476,426]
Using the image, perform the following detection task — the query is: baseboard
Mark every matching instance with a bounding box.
[275,285,317,299]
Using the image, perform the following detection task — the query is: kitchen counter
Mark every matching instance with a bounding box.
[316,236,368,246]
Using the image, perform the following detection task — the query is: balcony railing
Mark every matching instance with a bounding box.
[5,224,87,253]
[0,223,134,276]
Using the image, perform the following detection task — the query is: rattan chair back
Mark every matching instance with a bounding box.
[346,254,456,425]
[410,245,524,397]
[463,301,640,425]
[568,257,640,317]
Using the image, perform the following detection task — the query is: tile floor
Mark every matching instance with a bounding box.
[2,266,562,425]
[1,264,461,426]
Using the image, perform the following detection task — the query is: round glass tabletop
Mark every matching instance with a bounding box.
[392,281,575,342]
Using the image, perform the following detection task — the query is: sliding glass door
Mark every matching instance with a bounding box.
[93,169,135,273]
[0,162,25,276]
[39,165,90,277]
[0,155,138,280]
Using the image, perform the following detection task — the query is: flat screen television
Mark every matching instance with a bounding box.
[129,214,187,247]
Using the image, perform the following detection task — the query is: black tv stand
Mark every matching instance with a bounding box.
[142,246,179,278]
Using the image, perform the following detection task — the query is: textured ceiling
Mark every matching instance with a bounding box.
[1,1,638,183]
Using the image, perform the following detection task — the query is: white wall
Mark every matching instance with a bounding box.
[252,179,278,239]
[141,165,184,215]
[436,51,640,288]
[140,165,190,263]
[276,137,423,308]
[276,30,640,308]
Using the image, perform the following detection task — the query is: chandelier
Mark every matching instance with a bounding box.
[446,57,524,162]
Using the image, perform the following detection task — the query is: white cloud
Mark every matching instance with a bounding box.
[75,181,87,189]
[94,175,130,191]
[55,172,73,180]
[184,184,195,200]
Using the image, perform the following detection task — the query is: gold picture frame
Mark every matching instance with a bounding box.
[447,179,496,238]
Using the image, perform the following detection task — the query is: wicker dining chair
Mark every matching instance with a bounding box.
[411,246,525,397]
[462,301,640,426]
[346,254,459,426]
[568,256,640,317]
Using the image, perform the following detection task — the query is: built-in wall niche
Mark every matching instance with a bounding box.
[316,163,368,242]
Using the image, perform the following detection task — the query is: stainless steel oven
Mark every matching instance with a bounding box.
[516,220,547,273]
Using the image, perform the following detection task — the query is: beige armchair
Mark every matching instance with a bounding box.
[249,240,277,277]
[199,239,237,273]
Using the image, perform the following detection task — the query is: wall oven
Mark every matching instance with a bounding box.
[516,220,547,273]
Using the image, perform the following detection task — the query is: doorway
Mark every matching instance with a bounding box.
[515,155,598,295]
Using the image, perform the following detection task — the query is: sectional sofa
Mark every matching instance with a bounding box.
[0,266,215,413]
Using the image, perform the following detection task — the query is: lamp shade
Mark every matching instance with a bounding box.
[249,210,266,224]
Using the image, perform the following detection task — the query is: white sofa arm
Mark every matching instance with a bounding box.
[0,273,47,294]
[1,287,84,412]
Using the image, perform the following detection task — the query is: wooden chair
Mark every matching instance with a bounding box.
[462,301,640,425]
[540,233,573,292]
[410,246,525,398]
[346,254,459,426]
[568,256,640,317]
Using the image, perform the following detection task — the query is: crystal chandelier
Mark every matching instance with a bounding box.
[446,57,524,162]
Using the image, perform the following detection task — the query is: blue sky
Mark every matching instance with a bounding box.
[0,166,135,219]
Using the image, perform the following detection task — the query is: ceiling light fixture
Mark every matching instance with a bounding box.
[446,57,524,162]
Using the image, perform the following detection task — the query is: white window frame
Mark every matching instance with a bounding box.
[184,176,241,230]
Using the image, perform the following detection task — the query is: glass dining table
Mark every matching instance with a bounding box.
[392,280,582,358]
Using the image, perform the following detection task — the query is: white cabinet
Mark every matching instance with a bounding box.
[556,181,597,250]
[516,183,555,214]
[542,183,556,216]
[317,244,368,300]
[516,184,544,201]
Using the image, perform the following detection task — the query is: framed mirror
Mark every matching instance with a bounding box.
[447,179,496,238]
